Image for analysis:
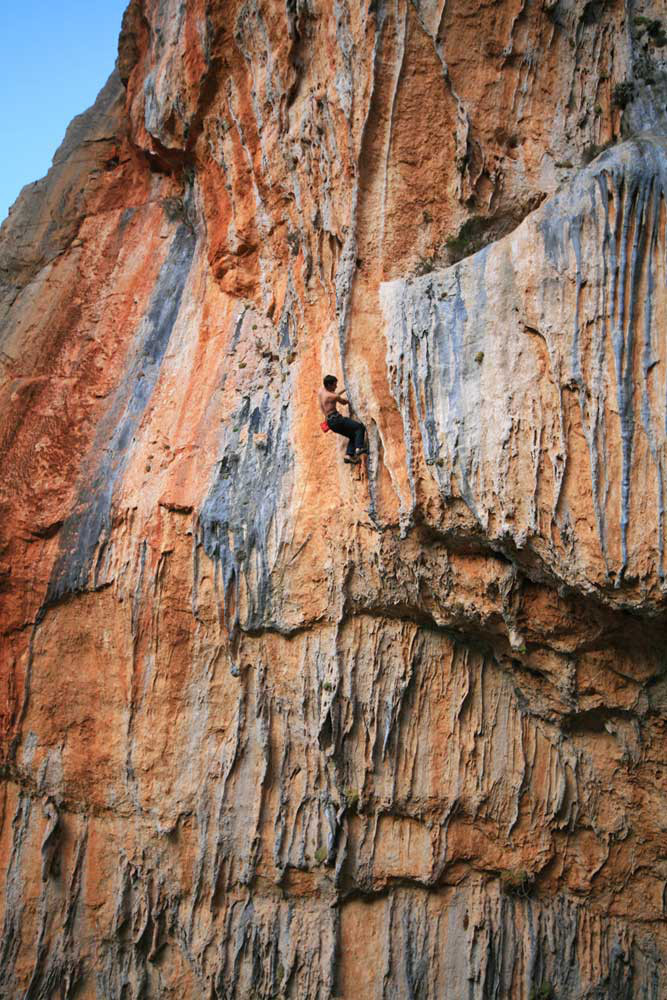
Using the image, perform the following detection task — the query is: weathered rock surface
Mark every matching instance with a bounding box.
[2,1,667,997]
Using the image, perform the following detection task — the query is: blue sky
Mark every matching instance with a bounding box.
[0,0,128,222]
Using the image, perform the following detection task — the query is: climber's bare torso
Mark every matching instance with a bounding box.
[318,385,349,417]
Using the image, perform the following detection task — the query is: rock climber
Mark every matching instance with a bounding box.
[318,374,368,464]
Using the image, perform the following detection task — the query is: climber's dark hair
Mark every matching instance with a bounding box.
[323,375,338,390]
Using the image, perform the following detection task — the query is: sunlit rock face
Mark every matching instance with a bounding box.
[383,138,667,595]
[2,1,667,997]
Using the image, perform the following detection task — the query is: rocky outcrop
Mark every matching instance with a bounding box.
[2,1,667,997]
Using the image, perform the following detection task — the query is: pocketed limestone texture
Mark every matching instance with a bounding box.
[2,1,667,997]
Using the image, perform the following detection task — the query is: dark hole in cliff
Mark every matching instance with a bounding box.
[29,520,64,540]
[561,706,634,734]
[581,0,610,26]
[582,139,617,166]
[444,195,546,265]
[499,868,534,897]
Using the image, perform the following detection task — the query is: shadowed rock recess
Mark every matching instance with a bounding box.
[3,0,667,996]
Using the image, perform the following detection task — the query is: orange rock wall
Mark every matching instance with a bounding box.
[2,0,667,996]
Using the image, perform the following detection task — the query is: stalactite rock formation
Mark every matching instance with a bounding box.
[2,1,667,997]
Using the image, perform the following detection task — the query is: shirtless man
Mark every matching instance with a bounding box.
[318,374,368,464]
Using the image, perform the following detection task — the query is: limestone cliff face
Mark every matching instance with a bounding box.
[2,1,667,997]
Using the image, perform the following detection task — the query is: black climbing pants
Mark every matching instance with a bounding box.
[327,412,366,457]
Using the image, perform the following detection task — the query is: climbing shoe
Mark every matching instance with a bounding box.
[344,455,360,464]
